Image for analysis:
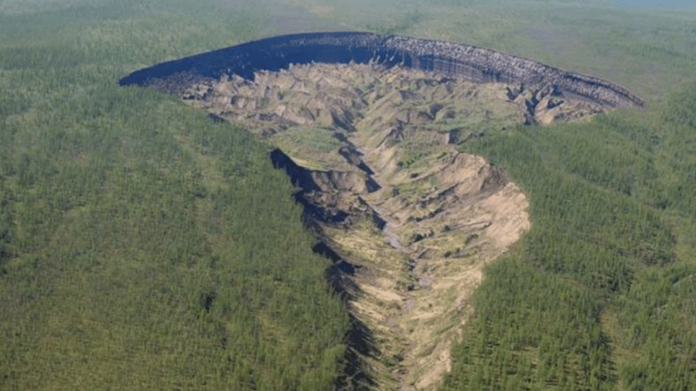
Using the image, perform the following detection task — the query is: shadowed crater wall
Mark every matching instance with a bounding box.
[119,31,642,108]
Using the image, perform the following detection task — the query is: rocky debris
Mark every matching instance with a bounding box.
[385,34,642,107]
[184,64,608,167]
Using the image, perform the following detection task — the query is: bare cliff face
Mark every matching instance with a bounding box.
[120,32,643,109]
[119,33,641,390]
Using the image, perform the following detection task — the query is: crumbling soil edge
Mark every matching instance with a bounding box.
[272,147,378,390]
[119,32,643,109]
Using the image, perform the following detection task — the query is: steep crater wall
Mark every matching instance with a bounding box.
[119,31,643,108]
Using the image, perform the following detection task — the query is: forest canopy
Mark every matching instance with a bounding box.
[1,0,696,390]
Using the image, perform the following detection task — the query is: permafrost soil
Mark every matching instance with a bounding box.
[174,62,614,390]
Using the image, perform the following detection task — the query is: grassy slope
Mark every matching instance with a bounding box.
[0,2,349,390]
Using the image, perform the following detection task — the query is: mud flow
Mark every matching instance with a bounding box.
[177,63,569,390]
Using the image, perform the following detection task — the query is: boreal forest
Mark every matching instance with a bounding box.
[1,0,696,390]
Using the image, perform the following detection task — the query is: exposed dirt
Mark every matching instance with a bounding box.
[177,63,604,390]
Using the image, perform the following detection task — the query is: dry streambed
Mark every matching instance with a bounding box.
[180,63,603,390]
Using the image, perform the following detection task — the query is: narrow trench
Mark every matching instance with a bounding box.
[271,148,379,391]
[271,143,427,391]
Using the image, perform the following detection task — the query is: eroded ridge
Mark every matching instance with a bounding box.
[180,63,534,390]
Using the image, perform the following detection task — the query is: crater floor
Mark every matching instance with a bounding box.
[179,62,603,390]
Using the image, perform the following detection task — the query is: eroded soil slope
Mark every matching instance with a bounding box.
[179,63,602,390]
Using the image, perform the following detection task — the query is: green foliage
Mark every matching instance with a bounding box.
[442,86,696,390]
[2,1,696,390]
[0,2,348,390]
[366,9,424,35]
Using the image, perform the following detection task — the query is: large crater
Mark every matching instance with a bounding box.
[120,32,641,391]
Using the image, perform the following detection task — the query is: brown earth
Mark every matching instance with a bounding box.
[178,63,605,390]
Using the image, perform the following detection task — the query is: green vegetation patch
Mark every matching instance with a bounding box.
[442,85,696,390]
[3,1,696,390]
[0,3,349,390]
[269,126,344,170]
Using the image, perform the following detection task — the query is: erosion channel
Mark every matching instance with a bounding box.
[120,32,642,391]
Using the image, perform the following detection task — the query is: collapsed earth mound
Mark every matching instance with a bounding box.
[120,33,641,390]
